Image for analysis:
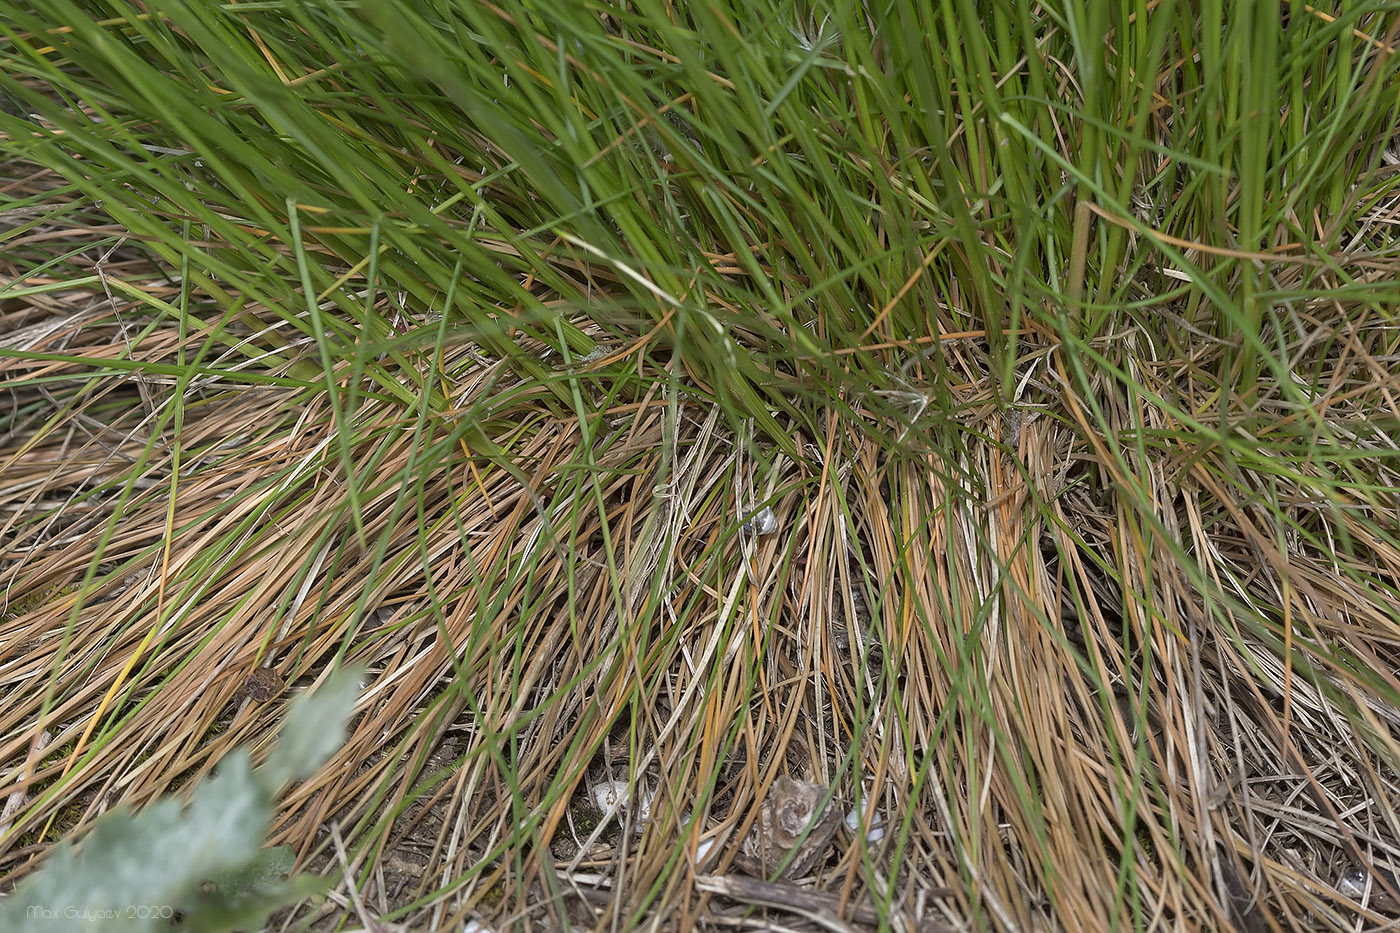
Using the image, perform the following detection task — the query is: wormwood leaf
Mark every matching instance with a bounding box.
[0,668,364,932]
[263,666,365,790]
[180,846,329,933]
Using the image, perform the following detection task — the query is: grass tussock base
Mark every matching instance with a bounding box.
[6,291,1400,931]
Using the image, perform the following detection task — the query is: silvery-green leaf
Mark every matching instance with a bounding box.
[263,665,365,789]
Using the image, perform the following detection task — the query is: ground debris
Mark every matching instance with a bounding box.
[737,774,842,880]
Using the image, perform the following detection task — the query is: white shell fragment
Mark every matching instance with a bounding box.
[1339,863,1400,908]
[742,505,779,536]
[590,779,654,832]
[844,805,886,843]
[693,837,717,866]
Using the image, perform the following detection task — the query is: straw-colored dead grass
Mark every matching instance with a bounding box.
[5,247,1400,932]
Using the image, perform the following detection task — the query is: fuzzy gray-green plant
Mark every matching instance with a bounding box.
[0,668,363,933]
